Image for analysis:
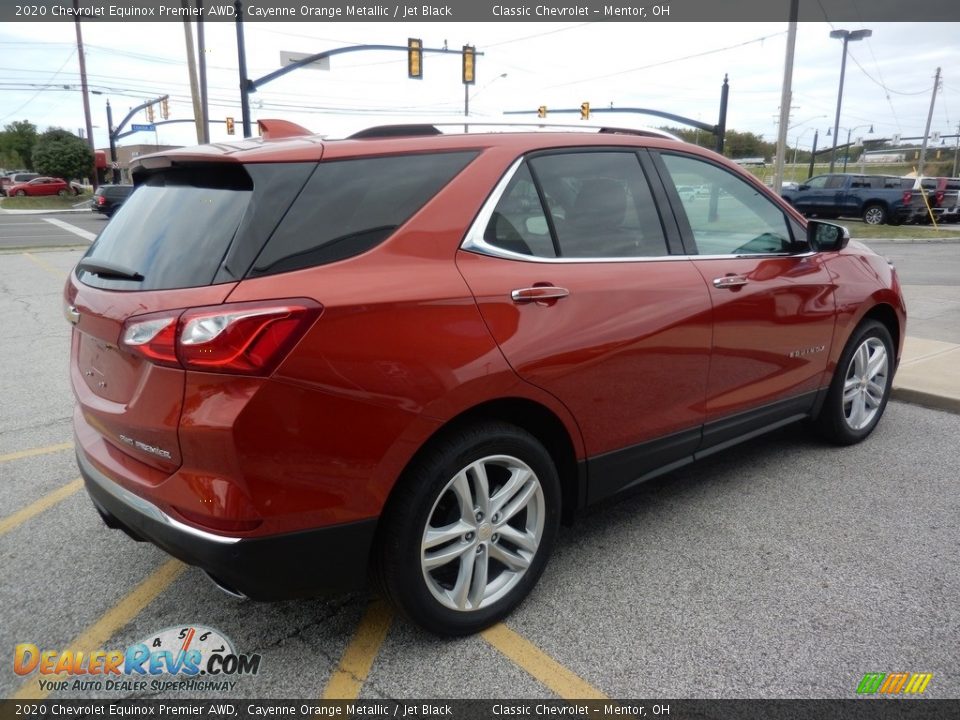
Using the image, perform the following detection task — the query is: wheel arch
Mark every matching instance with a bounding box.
[381,397,583,530]
[861,302,903,364]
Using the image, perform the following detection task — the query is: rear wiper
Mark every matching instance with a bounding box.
[77,258,144,281]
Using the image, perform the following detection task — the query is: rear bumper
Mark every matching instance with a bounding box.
[78,447,377,600]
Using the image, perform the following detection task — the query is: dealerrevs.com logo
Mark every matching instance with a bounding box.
[14,625,261,693]
[856,672,933,695]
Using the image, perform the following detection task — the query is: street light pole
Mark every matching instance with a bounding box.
[828,28,871,173]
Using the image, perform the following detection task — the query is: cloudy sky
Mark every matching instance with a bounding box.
[1,19,958,156]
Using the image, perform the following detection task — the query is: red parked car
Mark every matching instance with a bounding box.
[65,120,906,635]
[8,176,78,197]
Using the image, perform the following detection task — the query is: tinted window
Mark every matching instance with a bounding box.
[483,163,557,258]
[79,166,252,291]
[804,176,829,189]
[661,153,795,255]
[249,151,477,276]
[529,152,668,258]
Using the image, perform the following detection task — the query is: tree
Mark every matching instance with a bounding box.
[32,128,93,181]
[0,120,38,170]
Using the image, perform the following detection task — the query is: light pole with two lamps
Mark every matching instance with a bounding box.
[828,28,872,172]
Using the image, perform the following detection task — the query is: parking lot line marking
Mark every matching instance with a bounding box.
[320,600,393,700]
[0,441,74,464]
[12,558,185,700]
[481,623,608,700]
[22,251,66,278]
[43,217,97,242]
[0,478,83,537]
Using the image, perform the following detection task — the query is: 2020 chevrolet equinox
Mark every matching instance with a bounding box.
[66,119,905,635]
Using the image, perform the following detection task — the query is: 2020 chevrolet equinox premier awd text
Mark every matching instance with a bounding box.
[65,119,905,635]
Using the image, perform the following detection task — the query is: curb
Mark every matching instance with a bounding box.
[892,386,960,415]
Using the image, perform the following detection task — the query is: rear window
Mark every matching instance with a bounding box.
[248,151,477,277]
[79,166,252,291]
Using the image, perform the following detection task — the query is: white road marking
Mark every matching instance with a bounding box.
[43,217,97,242]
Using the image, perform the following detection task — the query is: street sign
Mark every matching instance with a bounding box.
[280,51,330,71]
[131,123,156,132]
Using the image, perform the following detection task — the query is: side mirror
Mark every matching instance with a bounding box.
[808,220,850,252]
[797,184,810,191]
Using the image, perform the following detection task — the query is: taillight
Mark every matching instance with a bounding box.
[935,190,945,206]
[902,191,912,204]
[121,299,322,376]
[96,195,106,205]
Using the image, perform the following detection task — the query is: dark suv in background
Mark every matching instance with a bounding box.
[92,184,134,217]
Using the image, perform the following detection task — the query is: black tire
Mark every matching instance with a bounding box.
[862,203,887,225]
[374,421,561,636]
[57,189,68,197]
[814,319,894,445]
[15,190,25,197]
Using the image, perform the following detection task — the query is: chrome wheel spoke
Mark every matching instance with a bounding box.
[496,523,539,553]
[489,542,531,571]
[854,343,869,377]
[424,520,474,550]
[450,470,475,523]
[450,548,478,609]
[489,467,531,518]
[842,378,860,403]
[866,349,887,380]
[866,379,886,403]
[469,460,491,517]
[467,550,489,608]
[424,540,472,570]
[499,480,538,524]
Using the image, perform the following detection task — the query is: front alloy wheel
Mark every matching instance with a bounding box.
[841,337,889,431]
[814,319,894,445]
[376,422,560,635]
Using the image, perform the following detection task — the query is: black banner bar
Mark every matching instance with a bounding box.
[0,700,957,720]
[3,0,957,23]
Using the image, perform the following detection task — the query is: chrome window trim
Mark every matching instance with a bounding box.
[460,156,816,264]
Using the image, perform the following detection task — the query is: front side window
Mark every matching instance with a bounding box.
[660,153,797,256]
[483,151,669,259]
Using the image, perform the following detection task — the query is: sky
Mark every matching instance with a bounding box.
[1,20,958,157]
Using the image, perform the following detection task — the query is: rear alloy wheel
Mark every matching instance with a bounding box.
[376,422,560,635]
[58,189,68,197]
[814,320,894,445]
[15,190,25,197]
[862,204,887,225]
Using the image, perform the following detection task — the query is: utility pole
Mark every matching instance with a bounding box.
[106,100,119,183]
[917,67,941,178]
[196,0,210,143]
[807,130,819,179]
[952,122,960,178]
[772,0,798,193]
[182,1,204,144]
[73,0,97,188]
[235,0,251,138]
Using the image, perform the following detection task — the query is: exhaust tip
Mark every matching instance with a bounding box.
[203,570,248,600]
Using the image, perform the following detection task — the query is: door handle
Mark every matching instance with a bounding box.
[712,275,749,290]
[511,286,570,304]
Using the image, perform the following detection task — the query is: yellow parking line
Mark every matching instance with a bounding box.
[13,558,186,700]
[0,478,84,537]
[22,251,67,278]
[321,600,394,700]
[482,623,608,700]
[0,441,74,464]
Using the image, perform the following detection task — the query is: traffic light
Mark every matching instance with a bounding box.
[408,38,423,79]
[161,97,169,120]
[537,105,547,119]
[226,117,235,135]
[580,102,590,120]
[462,45,475,85]
[147,104,155,123]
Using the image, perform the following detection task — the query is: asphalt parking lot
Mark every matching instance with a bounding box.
[1,217,958,702]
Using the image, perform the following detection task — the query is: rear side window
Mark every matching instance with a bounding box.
[79,166,252,291]
[248,151,477,277]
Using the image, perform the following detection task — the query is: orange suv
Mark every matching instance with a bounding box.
[66,119,906,635]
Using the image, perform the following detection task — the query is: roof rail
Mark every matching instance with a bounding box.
[336,117,682,141]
